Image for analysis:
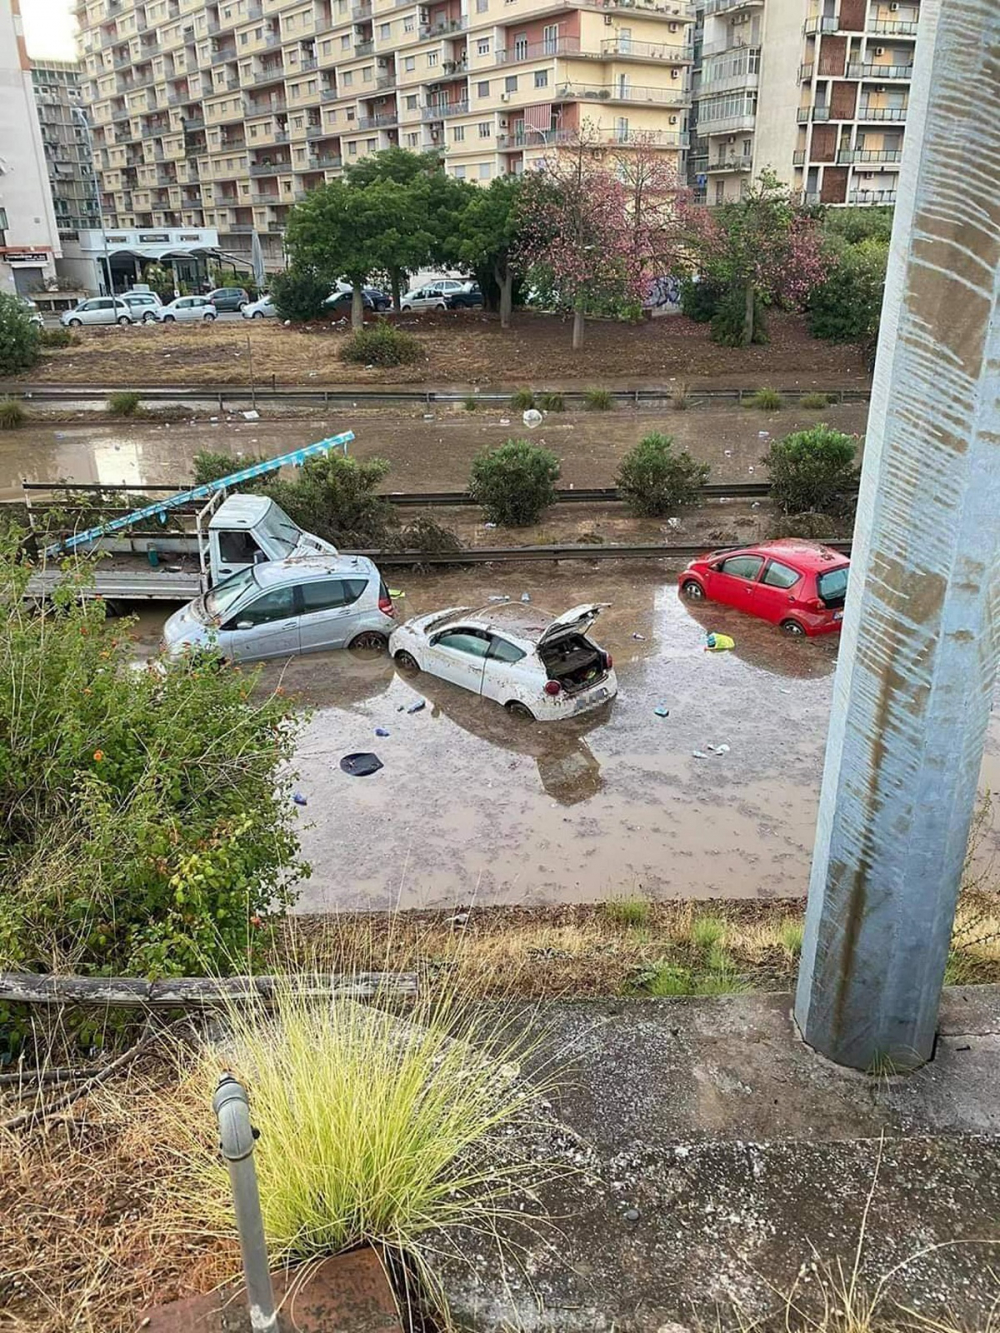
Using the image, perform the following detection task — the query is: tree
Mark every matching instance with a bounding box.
[0,293,41,376]
[141,261,177,302]
[270,266,331,322]
[616,432,708,517]
[468,438,560,526]
[808,235,888,344]
[458,174,526,329]
[764,425,859,515]
[611,132,682,278]
[678,171,828,347]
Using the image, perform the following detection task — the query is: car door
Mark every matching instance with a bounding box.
[174,298,193,321]
[91,298,114,325]
[705,553,764,611]
[426,627,491,695]
[754,558,804,624]
[298,576,369,653]
[220,583,299,662]
[481,634,530,704]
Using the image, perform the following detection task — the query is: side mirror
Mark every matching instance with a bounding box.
[236,620,253,631]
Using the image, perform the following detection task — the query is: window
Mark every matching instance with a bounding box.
[476,0,488,10]
[340,33,350,48]
[719,554,763,580]
[367,137,376,149]
[453,164,466,179]
[762,560,801,590]
[489,636,525,663]
[715,179,725,204]
[478,120,490,137]
[435,629,490,656]
[534,69,548,88]
[453,124,464,141]
[513,33,527,57]
[300,577,367,612]
[346,106,355,118]
[380,21,391,37]
[477,37,490,54]
[478,161,491,179]
[504,74,517,92]
[427,50,438,66]
[240,30,248,43]
[543,23,558,52]
[231,585,296,627]
[817,566,849,605]
[405,93,417,108]
[403,14,414,30]
[348,140,357,153]
[363,66,372,80]
[477,79,489,97]
[406,131,419,146]
[404,55,415,70]
[218,529,264,564]
[342,69,353,84]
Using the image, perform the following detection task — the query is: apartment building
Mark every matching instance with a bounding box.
[31,60,103,239]
[75,0,694,269]
[690,0,919,206]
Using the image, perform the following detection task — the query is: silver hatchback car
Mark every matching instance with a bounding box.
[162,554,396,664]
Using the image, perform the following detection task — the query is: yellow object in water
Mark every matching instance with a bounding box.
[706,633,735,652]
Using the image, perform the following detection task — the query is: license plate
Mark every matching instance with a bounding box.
[576,686,608,711]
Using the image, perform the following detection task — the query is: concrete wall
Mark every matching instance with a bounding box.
[752,0,803,184]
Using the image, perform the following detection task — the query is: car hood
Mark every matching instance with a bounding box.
[162,598,213,649]
[538,603,610,646]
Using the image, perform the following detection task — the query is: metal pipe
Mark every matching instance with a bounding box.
[212,1072,278,1333]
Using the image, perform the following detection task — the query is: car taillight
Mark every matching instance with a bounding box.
[604,652,613,670]
[544,680,562,696]
[378,594,394,616]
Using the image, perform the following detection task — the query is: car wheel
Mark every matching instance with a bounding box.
[163,314,175,322]
[781,619,807,637]
[238,302,247,311]
[394,650,419,674]
[117,315,130,325]
[142,311,157,323]
[681,579,705,599]
[67,318,82,327]
[204,312,216,321]
[435,302,447,311]
[252,310,263,319]
[505,700,535,721]
[349,630,388,652]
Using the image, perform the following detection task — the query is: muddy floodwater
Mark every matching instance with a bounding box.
[125,561,1000,911]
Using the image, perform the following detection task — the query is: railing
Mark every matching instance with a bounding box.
[803,15,839,33]
[321,87,339,100]
[422,99,468,118]
[798,190,821,205]
[211,47,236,64]
[250,191,281,202]
[497,35,579,62]
[226,223,255,232]
[301,56,318,69]
[705,154,753,172]
[848,62,913,79]
[836,147,902,163]
[870,18,919,34]
[700,111,757,133]
[352,1,372,15]
[602,37,692,59]
[792,149,806,164]
[306,124,325,137]
[857,104,907,120]
[358,112,399,128]
[796,105,830,121]
[248,161,287,175]
[553,82,689,106]
[849,189,897,204]
[315,153,342,167]
[418,15,466,36]
[499,126,688,149]
[704,0,762,13]
[355,39,374,54]
[182,115,205,128]
[799,62,814,79]
[376,71,396,87]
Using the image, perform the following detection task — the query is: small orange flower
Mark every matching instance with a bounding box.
[93,749,104,762]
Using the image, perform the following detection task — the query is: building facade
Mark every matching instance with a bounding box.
[31,59,103,240]
[0,0,63,293]
[690,0,917,206]
[75,0,694,269]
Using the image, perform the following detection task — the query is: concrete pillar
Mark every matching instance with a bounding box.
[794,0,1000,1071]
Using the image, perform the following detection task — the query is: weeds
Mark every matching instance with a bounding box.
[509,387,535,410]
[584,387,613,411]
[0,397,25,430]
[537,391,565,412]
[602,895,652,928]
[672,380,692,411]
[800,391,834,409]
[39,327,77,349]
[750,386,783,411]
[780,918,805,958]
[107,390,142,416]
[690,915,726,949]
[463,394,478,411]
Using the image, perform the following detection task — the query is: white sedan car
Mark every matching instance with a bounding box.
[389,601,617,722]
[242,294,277,319]
[155,295,217,322]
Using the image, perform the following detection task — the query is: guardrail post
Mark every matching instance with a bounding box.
[213,1072,278,1333]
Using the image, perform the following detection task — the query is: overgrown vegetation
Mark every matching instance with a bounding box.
[0,292,41,376]
[765,425,860,516]
[537,391,565,412]
[808,235,889,344]
[0,397,26,430]
[750,387,783,411]
[510,387,535,411]
[339,319,422,367]
[671,381,691,411]
[107,390,142,417]
[616,432,708,517]
[584,387,613,411]
[269,266,331,322]
[602,895,652,928]
[38,327,77,349]
[0,539,304,984]
[468,437,560,527]
[799,392,834,409]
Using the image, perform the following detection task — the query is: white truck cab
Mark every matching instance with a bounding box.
[207,494,337,584]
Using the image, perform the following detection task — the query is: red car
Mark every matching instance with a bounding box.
[678,539,849,637]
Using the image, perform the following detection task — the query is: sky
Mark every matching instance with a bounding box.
[20,0,78,61]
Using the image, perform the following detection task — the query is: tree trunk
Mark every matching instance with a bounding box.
[498,265,513,330]
[352,282,365,330]
[390,267,403,312]
[572,306,585,351]
[743,278,755,346]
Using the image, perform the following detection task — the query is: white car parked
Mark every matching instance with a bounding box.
[242,294,277,319]
[155,295,217,322]
[399,279,464,312]
[389,601,617,722]
[61,296,135,327]
[121,290,163,322]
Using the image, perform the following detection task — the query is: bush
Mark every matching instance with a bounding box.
[765,424,859,515]
[749,387,783,410]
[270,267,331,322]
[509,388,535,411]
[39,327,76,349]
[671,381,691,411]
[0,397,25,430]
[584,387,613,411]
[0,540,304,979]
[339,319,422,367]
[679,276,724,324]
[468,438,560,527]
[107,390,142,416]
[808,237,888,344]
[392,515,464,560]
[799,392,834,409]
[0,292,41,375]
[537,392,564,412]
[192,448,265,487]
[266,453,397,547]
[711,287,769,347]
[615,432,708,518]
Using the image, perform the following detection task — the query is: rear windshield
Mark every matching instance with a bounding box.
[817,565,849,606]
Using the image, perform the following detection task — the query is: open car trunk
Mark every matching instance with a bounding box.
[539,633,608,696]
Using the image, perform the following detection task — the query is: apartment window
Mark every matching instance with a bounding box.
[404,55,415,71]
[477,80,490,97]
[291,85,300,98]
[615,116,628,140]
[249,123,258,137]
[504,74,517,92]
[406,131,419,146]
[476,0,488,10]
[380,21,391,38]
[427,50,439,67]
[534,69,547,88]
[405,93,417,108]
[476,38,489,54]
[321,39,332,53]
[295,146,306,161]
[348,141,358,154]
[341,33,351,48]
[286,13,297,28]
[715,179,725,204]
[453,124,464,141]
[240,30,248,43]
[343,69,353,84]
[363,66,372,80]
[367,137,376,149]
[346,106,355,119]
[403,14,414,30]
[454,164,466,178]
[479,161,490,179]
[478,120,490,137]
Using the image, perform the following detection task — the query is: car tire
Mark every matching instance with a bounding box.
[204,312,216,321]
[163,314,175,322]
[435,302,447,311]
[67,318,82,327]
[349,631,388,651]
[142,311,157,323]
[781,619,807,637]
[505,701,535,721]
[117,315,130,325]
[238,302,247,311]
[394,650,419,673]
[681,579,705,599]
[252,310,263,319]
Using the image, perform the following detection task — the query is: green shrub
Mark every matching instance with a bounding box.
[392,515,464,559]
[602,895,652,928]
[339,319,422,367]
[463,395,478,411]
[0,397,25,430]
[808,237,888,344]
[0,292,41,376]
[267,453,397,547]
[270,267,331,322]
[750,387,783,411]
[615,432,708,518]
[509,388,535,411]
[641,962,693,996]
[799,392,834,409]
[39,327,76,349]
[765,424,859,515]
[537,392,564,412]
[711,288,769,347]
[192,448,266,487]
[679,276,723,324]
[468,438,560,527]
[0,539,304,979]
[584,387,613,411]
[107,390,142,416]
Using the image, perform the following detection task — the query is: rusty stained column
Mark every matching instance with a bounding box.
[794,0,1000,1070]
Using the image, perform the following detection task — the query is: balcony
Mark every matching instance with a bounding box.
[418,16,466,37]
[857,104,907,120]
[870,18,919,35]
[848,62,913,79]
[422,100,468,119]
[250,191,281,203]
[705,153,753,173]
[499,126,687,150]
[703,0,763,13]
[358,111,399,128]
[355,39,374,55]
[798,190,821,205]
[553,82,689,107]
[306,124,325,138]
[797,105,830,122]
[301,56,318,70]
[498,35,579,62]
[849,189,897,204]
[321,87,339,101]
[182,114,205,128]
[225,223,256,232]
[315,153,342,167]
[703,111,757,134]
[799,62,814,80]
[376,70,396,88]
[803,15,839,33]
[249,160,288,175]
[352,1,372,15]
[837,147,902,163]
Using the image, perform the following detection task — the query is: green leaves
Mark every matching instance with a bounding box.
[0,293,41,376]
[616,433,709,517]
[765,425,860,516]
[468,438,560,527]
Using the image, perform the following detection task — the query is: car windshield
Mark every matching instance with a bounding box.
[204,565,258,619]
[817,565,849,605]
[257,501,303,556]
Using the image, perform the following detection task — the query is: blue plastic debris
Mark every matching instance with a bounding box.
[375,727,390,737]
[293,792,308,806]
[654,706,669,718]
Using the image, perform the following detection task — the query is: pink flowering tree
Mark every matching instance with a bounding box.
[518,126,655,351]
[679,170,829,346]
